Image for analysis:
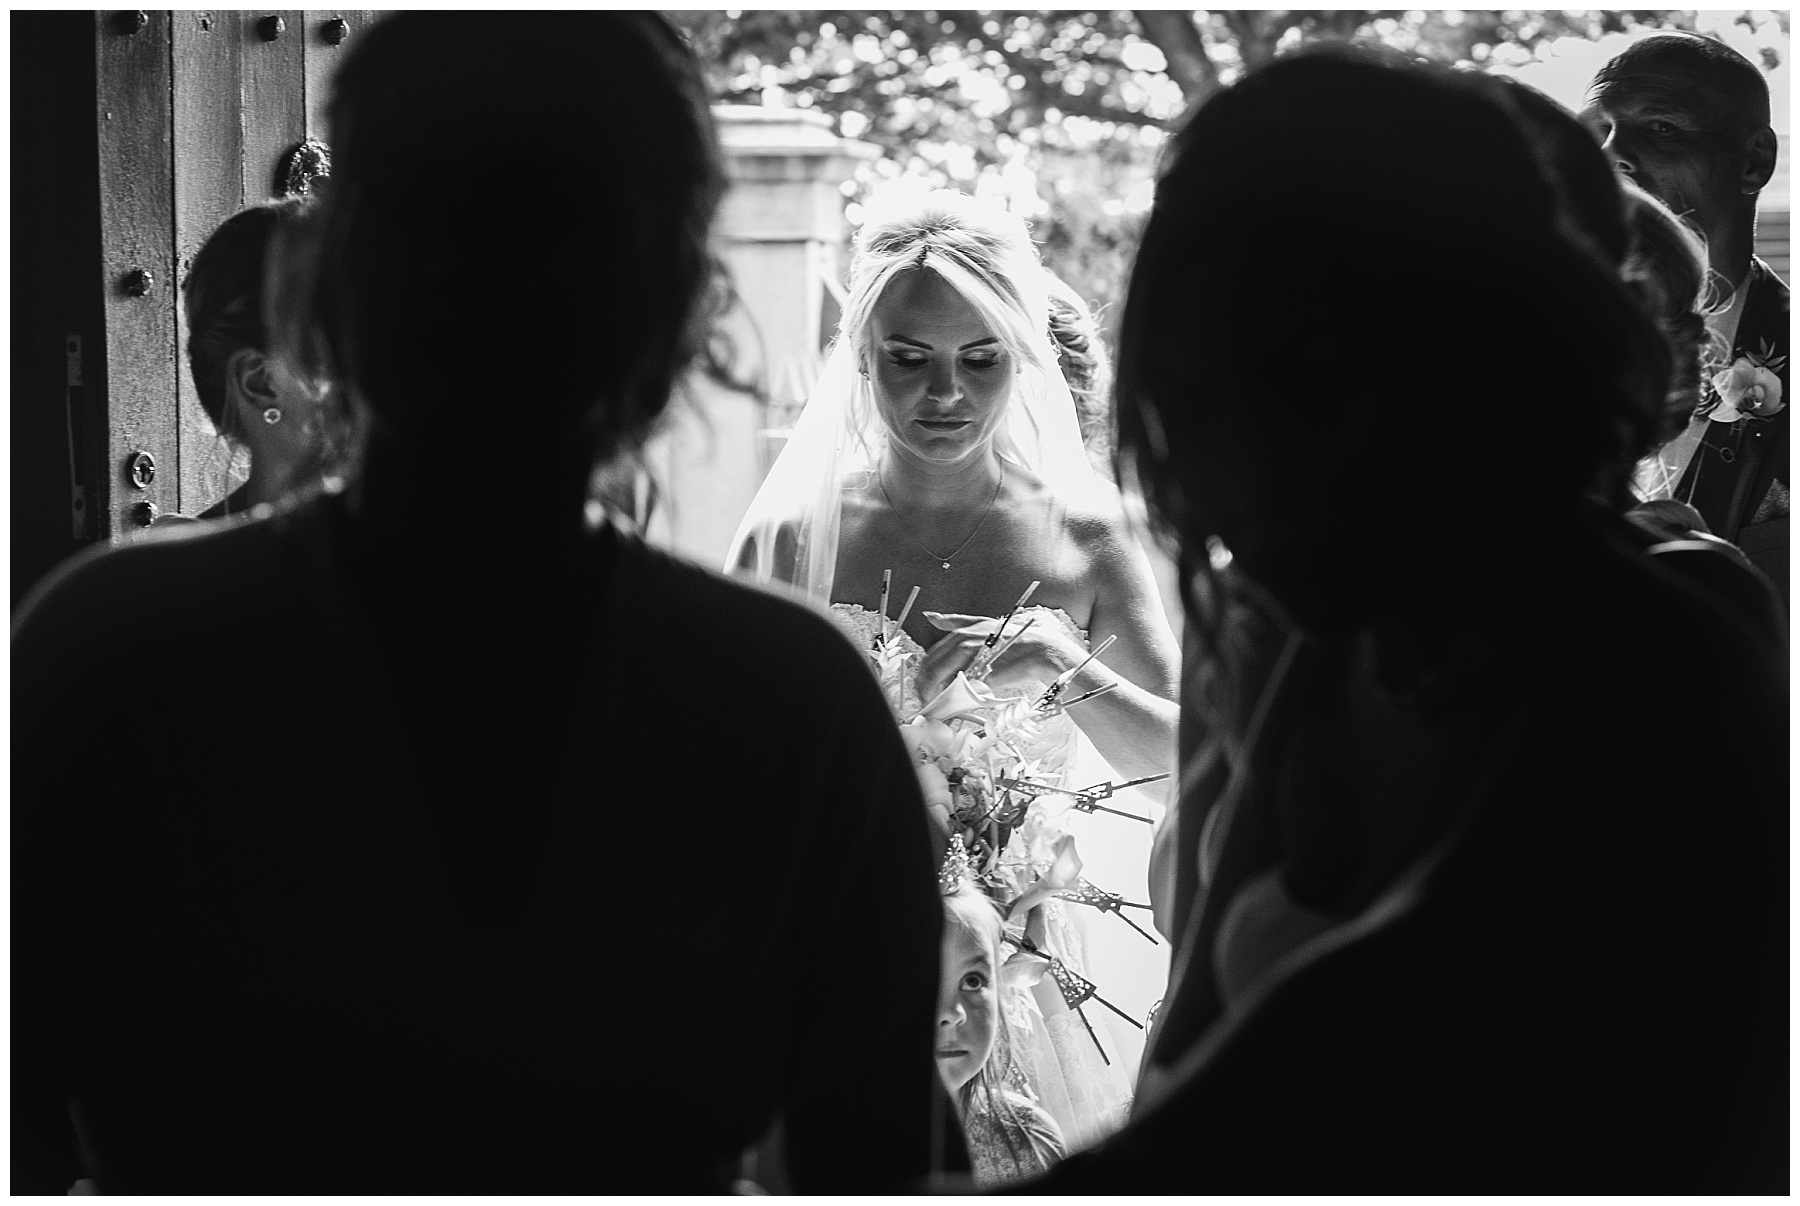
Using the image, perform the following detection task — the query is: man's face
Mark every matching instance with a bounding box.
[1580,66,1745,248]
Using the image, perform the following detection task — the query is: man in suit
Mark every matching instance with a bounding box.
[1583,32,1789,595]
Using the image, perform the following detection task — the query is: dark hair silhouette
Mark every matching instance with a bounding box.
[1496,76,1708,485]
[276,13,726,484]
[1115,48,1668,628]
[184,196,312,439]
[1496,76,1631,267]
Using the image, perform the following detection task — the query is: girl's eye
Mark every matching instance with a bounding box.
[964,356,1001,371]
[1646,120,1677,135]
[889,355,927,370]
[960,972,989,992]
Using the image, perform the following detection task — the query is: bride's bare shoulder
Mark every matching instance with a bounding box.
[1050,476,1133,546]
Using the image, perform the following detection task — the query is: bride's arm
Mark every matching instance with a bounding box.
[1046,508,1180,783]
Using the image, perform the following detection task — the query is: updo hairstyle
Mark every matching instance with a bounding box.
[183,196,312,442]
[1045,274,1114,469]
[1114,49,1670,559]
[1618,179,1719,447]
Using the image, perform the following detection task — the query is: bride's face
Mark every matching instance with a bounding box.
[867,269,1013,466]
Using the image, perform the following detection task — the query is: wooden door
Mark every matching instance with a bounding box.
[11,10,383,604]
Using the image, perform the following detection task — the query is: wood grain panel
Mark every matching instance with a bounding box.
[173,9,247,516]
[303,11,386,140]
[95,9,177,538]
[243,10,306,202]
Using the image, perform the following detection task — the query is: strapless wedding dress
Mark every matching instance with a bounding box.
[829,603,1167,1151]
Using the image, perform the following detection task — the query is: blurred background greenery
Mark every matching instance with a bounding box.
[671,10,1792,314]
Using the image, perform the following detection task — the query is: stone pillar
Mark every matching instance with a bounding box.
[644,105,876,570]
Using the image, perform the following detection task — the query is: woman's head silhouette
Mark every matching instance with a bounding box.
[1116,49,1668,631]
[277,14,725,490]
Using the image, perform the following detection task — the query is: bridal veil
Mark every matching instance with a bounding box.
[724,185,1106,601]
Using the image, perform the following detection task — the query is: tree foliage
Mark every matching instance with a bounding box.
[671,10,1786,313]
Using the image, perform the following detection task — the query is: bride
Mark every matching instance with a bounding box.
[729,185,1178,1149]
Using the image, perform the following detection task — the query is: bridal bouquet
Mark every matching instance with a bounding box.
[899,668,1072,900]
[898,655,1159,1059]
[872,577,1164,942]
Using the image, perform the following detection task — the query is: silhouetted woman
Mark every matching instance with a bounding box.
[14,14,947,1194]
[1029,49,1787,1193]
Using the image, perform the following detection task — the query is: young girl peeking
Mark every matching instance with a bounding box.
[938,875,1066,1187]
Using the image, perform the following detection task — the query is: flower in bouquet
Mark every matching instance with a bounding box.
[911,759,954,835]
[902,680,996,825]
[1005,833,1083,919]
[918,671,999,726]
[984,695,1075,782]
[983,791,1072,901]
[904,671,1075,887]
[899,715,979,767]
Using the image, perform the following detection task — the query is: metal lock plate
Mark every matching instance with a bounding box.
[126,450,156,490]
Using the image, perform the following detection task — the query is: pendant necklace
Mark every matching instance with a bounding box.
[877,466,1004,571]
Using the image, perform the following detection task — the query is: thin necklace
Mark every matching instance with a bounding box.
[876,465,1004,571]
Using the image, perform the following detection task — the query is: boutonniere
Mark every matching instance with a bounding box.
[1702,339,1786,423]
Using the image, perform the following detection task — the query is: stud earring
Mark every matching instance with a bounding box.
[262,407,283,425]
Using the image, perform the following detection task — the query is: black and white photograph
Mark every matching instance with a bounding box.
[10,8,1790,1194]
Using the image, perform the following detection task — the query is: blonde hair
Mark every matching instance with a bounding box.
[1619,178,1726,447]
[842,187,1051,377]
[1045,271,1114,473]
